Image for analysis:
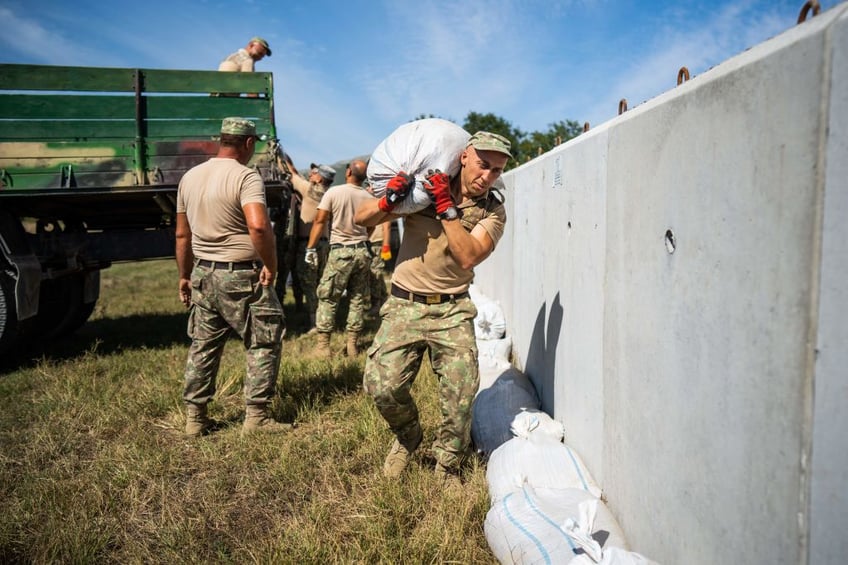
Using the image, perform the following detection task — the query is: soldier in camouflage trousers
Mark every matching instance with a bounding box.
[176,117,289,437]
[355,131,513,485]
[306,160,373,356]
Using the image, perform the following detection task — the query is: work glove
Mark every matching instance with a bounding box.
[380,244,392,261]
[377,171,414,212]
[423,169,454,215]
[305,247,318,268]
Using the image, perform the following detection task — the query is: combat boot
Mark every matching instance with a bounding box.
[185,403,211,438]
[242,404,293,435]
[315,331,331,357]
[382,426,423,479]
[346,331,360,357]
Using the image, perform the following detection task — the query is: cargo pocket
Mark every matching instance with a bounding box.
[247,301,284,347]
[186,305,197,339]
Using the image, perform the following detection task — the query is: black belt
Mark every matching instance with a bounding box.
[330,241,369,250]
[391,283,469,305]
[197,259,260,271]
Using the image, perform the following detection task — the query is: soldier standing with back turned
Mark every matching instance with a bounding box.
[176,117,290,437]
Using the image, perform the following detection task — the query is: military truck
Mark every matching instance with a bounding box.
[0,63,291,357]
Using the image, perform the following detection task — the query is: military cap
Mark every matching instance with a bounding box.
[467,131,512,158]
[310,163,336,182]
[251,37,272,56]
[221,117,257,136]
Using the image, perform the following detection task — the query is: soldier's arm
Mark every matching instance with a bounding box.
[244,202,277,286]
[175,213,194,307]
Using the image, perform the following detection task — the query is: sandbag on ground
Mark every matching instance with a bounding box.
[472,367,540,456]
[487,436,603,502]
[485,483,630,565]
[469,284,507,340]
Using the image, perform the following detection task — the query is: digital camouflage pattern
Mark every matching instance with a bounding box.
[315,246,371,333]
[368,242,389,307]
[363,295,479,469]
[183,265,285,407]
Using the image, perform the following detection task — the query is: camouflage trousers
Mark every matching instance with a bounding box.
[368,242,388,307]
[183,264,285,407]
[294,239,329,315]
[363,295,479,469]
[316,245,371,333]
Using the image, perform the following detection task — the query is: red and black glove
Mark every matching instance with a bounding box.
[424,169,453,215]
[377,171,414,212]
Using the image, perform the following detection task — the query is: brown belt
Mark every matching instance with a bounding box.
[197,259,260,271]
[390,283,469,305]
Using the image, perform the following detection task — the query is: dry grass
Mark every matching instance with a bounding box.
[0,260,496,564]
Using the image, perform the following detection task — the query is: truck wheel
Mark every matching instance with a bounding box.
[35,274,96,340]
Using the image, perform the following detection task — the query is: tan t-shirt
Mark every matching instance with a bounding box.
[392,193,506,295]
[317,183,373,245]
[218,48,254,72]
[369,222,384,243]
[177,157,266,262]
[292,175,328,239]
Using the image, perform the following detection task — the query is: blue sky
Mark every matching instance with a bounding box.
[1,0,842,166]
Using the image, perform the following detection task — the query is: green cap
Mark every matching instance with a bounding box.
[221,117,257,136]
[251,37,272,56]
[467,131,512,158]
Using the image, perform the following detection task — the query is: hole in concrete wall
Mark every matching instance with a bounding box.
[665,229,676,254]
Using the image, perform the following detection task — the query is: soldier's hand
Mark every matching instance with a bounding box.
[178,278,191,307]
[259,266,275,286]
[305,248,318,268]
[423,169,453,214]
[378,171,414,212]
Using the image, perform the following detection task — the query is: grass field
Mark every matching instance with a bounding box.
[0,260,496,564]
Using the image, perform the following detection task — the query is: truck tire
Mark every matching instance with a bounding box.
[34,274,98,341]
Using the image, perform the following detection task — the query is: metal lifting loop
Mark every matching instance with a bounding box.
[677,66,690,85]
[798,0,821,23]
[618,99,628,115]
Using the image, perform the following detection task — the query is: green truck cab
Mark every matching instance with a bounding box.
[0,63,292,356]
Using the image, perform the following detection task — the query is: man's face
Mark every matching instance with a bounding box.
[460,146,509,198]
[247,42,268,61]
[309,168,325,184]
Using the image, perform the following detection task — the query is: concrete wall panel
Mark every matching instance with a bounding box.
[474,4,847,563]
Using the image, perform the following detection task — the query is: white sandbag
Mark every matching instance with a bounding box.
[367,118,470,215]
[485,483,629,565]
[510,409,565,443]
[472,367,541,456]
[469,284,507,340]
[477,335,512,371]
[487,436,603,502]
[478,352,512,388]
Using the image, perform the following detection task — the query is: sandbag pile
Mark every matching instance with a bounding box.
[484,412,658,564]
[467,289,657,563]
[367,118,470,215]
[469,284,530,456]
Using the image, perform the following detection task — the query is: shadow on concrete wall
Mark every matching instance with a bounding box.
[523,293,564,415]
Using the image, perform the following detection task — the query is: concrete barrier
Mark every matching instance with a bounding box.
[474,4,848,563]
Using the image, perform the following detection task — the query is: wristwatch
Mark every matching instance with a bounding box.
[437,206,460,221]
